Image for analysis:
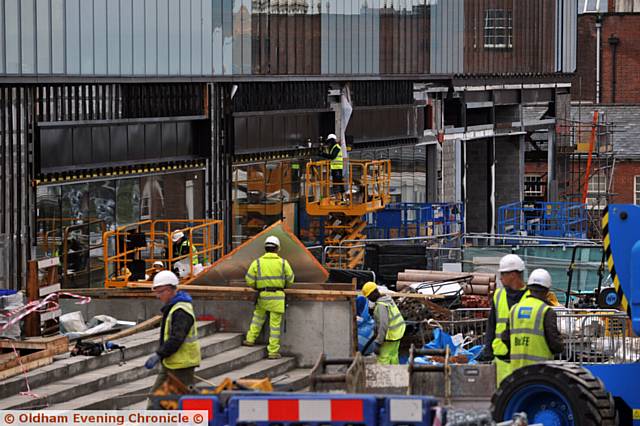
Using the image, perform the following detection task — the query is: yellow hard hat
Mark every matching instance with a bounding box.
[362,281,378,297]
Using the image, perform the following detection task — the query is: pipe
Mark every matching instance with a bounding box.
[608,35,619,103]
[595,19,602,103]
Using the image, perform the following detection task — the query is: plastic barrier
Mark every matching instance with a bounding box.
[226,393,379,426]
[378,395,438,426]
[179,395,224,426]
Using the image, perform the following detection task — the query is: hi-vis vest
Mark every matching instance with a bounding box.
[245,253,294,311]
[330,143,344,170]
[162,302,201,369]
[376,299,406,341]
[492,288,529,356]
[509,296,553,372]
[180,240,198,265]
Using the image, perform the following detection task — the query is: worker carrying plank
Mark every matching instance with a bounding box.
[502,268,563,374]
[484,254,529,386]
[242,235,295,360]
[362,281,406,365]
[145,270,201,408]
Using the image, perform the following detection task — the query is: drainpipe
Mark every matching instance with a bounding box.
[608,35,620,103]
[595,17,602,103]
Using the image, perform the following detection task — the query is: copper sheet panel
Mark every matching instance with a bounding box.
[192,221,328,285]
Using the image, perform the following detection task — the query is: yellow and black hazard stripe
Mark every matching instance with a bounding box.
[602,205,629,313]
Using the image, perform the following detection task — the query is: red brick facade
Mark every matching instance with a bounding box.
[611,161,640,204]
[573,14,640,103]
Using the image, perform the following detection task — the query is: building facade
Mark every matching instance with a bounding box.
[0,0,577,289]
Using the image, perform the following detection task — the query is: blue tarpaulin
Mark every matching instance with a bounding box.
[416,328,484,365]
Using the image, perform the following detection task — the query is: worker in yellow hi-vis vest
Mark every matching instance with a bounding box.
[362,281,406,365]
[145,270,201,408]
[320,134,345,199]
[243,236,294,359]
[501,269,563,376]
[484,254,529,386]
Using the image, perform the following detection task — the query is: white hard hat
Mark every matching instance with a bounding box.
[265,235,280,248]
[171,231,184,243]
[152,270,179,289]
[327,134,337,141]
[499,254,525,272]
[152,260,164,268]
[528,268,552,289]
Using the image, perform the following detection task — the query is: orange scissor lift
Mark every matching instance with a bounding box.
[103,219,224,288]
[305,159,391,269]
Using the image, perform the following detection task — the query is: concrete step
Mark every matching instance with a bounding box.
[0,332,242,410]
[206,357,297,385]
[46,345,271,410]
[118,361,304,410]
[272,368,312,392]
[0,320,218,400]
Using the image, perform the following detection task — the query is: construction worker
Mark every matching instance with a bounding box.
[502,268,563,374]
[320,134,345,198]
[362,281,406,365]
[145,271,201,408]
[485,254,529,386]
[148,260,165,281]
[242,236,294,359]
[172,230,198,266]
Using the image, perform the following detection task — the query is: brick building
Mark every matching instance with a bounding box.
[574,0,640,103]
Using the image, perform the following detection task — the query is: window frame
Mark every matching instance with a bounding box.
[483,9,514,50]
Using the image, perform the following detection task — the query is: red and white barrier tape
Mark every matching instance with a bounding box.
[0,292,91,332]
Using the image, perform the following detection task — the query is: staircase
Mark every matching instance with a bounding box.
[0,321,311,410]
[324,213,367,269]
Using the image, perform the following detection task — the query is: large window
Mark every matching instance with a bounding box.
[587,174,607,210]
[484,9,513,49]
[36,171,205,288]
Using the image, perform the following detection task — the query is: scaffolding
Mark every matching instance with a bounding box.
[557,109,615,239]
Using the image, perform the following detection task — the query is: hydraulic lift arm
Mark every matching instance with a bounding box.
[602,204,640,334]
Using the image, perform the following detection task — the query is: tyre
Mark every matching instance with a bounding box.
[491,361,617,426]
[597,287,621,309]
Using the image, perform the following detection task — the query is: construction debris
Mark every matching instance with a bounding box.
[397,269,496,296]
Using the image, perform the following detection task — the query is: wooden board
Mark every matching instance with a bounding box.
[0,355,53,380]
[0,335,68,355]
[0,349,53,372]
[126,283,445,301]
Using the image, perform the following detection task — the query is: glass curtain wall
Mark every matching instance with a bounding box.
[35,171,205,288]
[232,159,302,247]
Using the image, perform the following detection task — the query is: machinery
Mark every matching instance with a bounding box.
[491,204,640,425]
[305,159,391,268]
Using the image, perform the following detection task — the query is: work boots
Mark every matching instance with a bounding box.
[242,340,255,347]
[267,353,282,360]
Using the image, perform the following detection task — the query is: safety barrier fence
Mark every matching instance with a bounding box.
[497,202,587,240]
[103,219,224,288]
[555,308,640,364]
[367,202,464,240]
[155,392,440,426]
[305,159,391,217]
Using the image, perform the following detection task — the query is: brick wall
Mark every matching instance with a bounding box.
[612,160,640,204]
[573,14,640,103]
[572,15,598,102]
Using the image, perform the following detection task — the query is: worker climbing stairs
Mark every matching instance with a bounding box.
[305,159,391,269]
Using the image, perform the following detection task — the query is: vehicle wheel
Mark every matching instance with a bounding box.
[597,287,621,309]
[491,361,617,426]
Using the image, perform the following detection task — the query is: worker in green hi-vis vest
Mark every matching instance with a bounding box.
[502,268,563,376]
[242,236,295,360]
[362,281,406,365]
[320,133,345,199]
[484,254,529,386]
